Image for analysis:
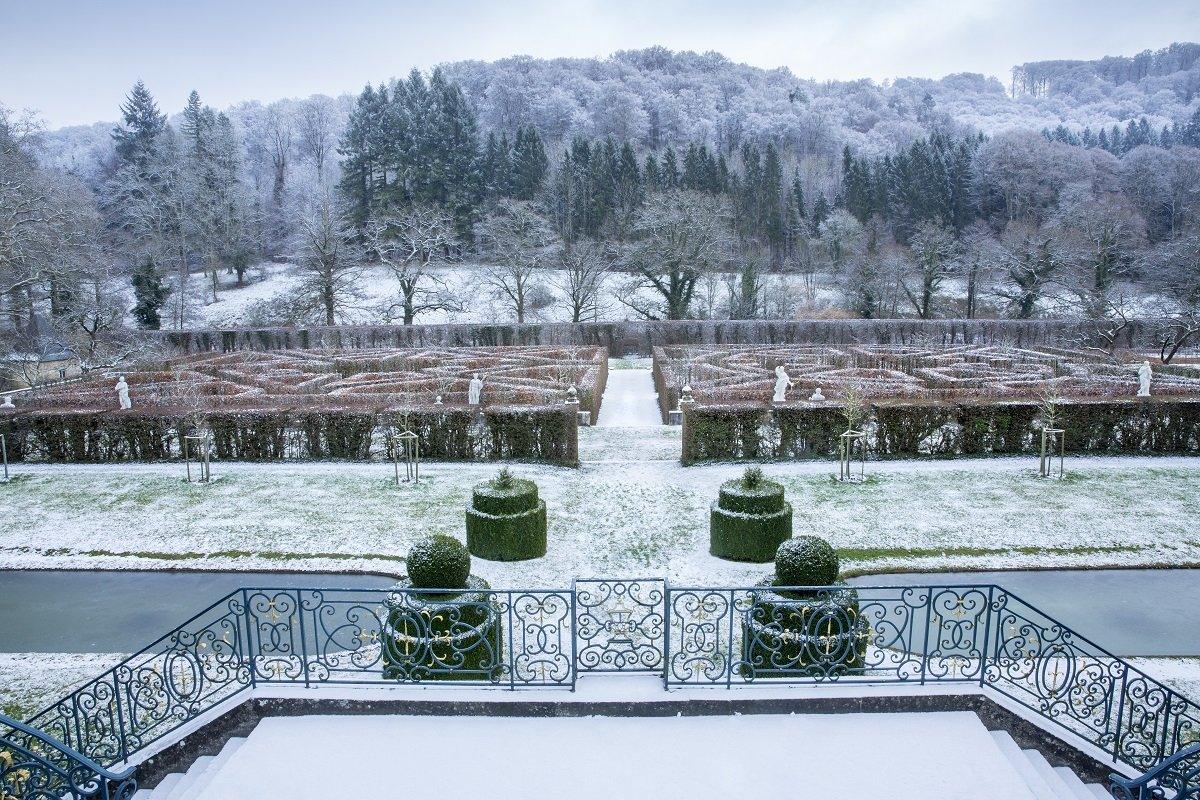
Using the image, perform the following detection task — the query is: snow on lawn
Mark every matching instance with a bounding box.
[3,452,1200,587]
[0,652,126,720]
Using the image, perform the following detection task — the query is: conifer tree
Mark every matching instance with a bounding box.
[112,80,166,168]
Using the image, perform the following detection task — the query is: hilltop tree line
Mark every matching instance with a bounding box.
[5,45,1200,385]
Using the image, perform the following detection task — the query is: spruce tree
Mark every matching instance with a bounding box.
[511,126,548,200]
[112,80,166,167]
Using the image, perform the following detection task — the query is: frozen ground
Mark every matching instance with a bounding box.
[3,452,1200,585]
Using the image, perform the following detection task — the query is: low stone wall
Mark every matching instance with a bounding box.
[149,318,1167,358]
[0,405,580,466]
[680,398,1200,464]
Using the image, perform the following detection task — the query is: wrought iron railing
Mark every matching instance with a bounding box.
[1110,742,1200,799]
[4,580,1197,797]
[0,711,136,799]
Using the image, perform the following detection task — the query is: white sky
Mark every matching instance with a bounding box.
[2,0,1199,128]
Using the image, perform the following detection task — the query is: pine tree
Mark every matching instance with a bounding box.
[338,84,387,228]
[112,80,166,167]
[1182,108,1200,148]
[511,126,548,200]
[661,146,680,189]
[810,193,830,235]
[644,153,661,192]
[131,256,171,329]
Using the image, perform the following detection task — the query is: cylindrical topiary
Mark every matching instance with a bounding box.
[710,467,793,562]
[465,468,547,561]
[382,535,503,682]
[739,537,867,679]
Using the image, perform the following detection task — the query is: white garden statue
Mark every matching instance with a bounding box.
[809,387,826,401]
[114,375,132,410]
[1137,361,1153,397]
[0,394,14,409]
[773,365,794,402]
[468,373,484,405]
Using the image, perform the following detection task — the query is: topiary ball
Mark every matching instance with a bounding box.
[774,536,839,588]
[406,534,471,590]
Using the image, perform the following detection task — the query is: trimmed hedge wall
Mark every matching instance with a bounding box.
[0,405,579,465]
[682,398,1200,463]
[151,317,1168,358]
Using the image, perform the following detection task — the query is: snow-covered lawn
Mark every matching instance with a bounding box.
[3,449,1200,586]
[0,652,126,719]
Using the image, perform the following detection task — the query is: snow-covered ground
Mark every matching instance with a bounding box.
[4,452,1200,585]
[0,652,126,719]
[151,260,843,329]
[595,368,661,427]
[148,259,1161,331]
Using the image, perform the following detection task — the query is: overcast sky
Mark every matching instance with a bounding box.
[2,0,1198,129]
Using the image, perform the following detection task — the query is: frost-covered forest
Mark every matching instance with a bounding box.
[4,43,1200,376]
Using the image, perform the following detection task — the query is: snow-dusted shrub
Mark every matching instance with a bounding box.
[383,534,503,681]
[406,535,472,590]
[739,534,866,678]
[709,467,793,563]
[465,470,548,561]
[774,536,839,589]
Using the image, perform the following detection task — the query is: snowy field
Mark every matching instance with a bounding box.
[158,260,842,329]
[4,450,1200,585]
[147,260,1161,331]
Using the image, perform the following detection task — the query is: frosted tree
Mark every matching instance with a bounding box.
[363,204,463,324]
[476,199,558,323]
[901,221,956,319]
[621,190,733,320]
[552,239,610,323]
[289,195,360,325]
[296,96,337,185]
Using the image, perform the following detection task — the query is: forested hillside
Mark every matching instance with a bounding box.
[3,43,1200,384]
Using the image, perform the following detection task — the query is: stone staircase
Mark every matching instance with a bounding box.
[131,737,246,800]
[989,731,1112,799]
[128,724,1118,799]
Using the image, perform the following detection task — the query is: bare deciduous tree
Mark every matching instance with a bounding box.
[621,190,732,320]
[364,205,463,325]
[476,199,558,323]
[289,196,360,326]
[297,97,336,185]
[552,239,610,323]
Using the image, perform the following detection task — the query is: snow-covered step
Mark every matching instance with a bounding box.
[1023,748,1079,798]
[161,755,213,800]
[1083,782,1112,800]
[174,738,247,800]
[143,772,183,799]
[1053,765,1107,800]
[990,730,1062,799]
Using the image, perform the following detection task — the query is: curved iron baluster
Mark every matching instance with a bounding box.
[1110,742,1200,800]
[0,712,136,800]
